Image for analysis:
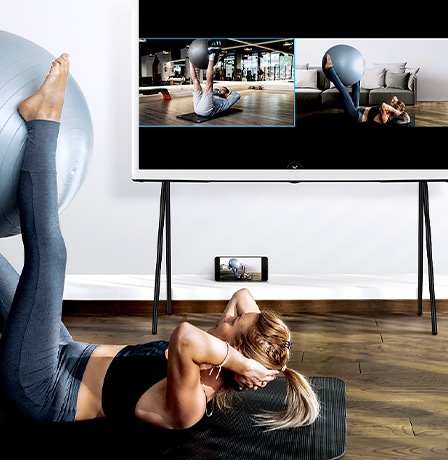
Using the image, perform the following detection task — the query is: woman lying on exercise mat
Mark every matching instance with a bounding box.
[323,53,410,126]
[0,52,318,431]
[190,45,241,117]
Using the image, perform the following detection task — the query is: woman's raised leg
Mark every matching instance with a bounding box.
[17,53,73,345]
[0,54,73,336]
[351,80,361,108]
[0,54,85,421]
[322,54,359,121]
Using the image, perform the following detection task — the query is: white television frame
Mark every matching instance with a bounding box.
[132,3,448,183]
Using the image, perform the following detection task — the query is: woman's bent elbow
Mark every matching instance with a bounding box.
[170,322,197,354]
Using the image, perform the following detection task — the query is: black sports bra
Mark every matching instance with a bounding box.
[367,106,381,123]
[102,340,169,419]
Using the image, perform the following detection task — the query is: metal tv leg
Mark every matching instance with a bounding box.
[152,181,172,335]
[417,181,437,335]
[418,182,423,315]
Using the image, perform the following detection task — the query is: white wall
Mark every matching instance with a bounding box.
[296,38,448,101]
[1,3,448,283]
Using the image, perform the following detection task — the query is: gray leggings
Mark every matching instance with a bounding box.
[0,120,98,422]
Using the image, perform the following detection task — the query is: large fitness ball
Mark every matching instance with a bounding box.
[0,30,94,238]
[187,39,219,69]
[323,44,365,86]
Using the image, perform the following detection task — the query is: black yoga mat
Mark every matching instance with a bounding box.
[177,107,243,123]
[175,376,347,460]
[1,376,346,459]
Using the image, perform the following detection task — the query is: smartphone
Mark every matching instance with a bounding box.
[214,256,268,282]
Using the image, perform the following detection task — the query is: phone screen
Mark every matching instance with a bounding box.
[215,256,268,281]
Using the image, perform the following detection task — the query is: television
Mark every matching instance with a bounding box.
[133,4,448,182]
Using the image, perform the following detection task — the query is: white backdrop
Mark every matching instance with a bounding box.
[1,1,448,283]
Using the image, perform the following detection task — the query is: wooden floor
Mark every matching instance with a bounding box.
[139,89,448,127]
[139,89,294,127]
[142,92,448,128]
[296,101,448,127]
[63,300,448,459]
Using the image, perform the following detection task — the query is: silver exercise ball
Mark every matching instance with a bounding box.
[323,44,365,86]
[0,30,94,238]
[188,39,219,70]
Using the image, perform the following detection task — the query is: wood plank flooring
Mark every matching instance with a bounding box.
[141,89,448,128]
[139,89,294,127]
[63,301,448,459]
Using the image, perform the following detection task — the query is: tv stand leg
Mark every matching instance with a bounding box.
[417,181,437,335]
[152,181,172,334]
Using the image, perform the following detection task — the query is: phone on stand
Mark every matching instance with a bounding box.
[214,256,268,282]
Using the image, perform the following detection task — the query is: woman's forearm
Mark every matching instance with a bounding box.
[382,102,401,115]
[169,322,277,384]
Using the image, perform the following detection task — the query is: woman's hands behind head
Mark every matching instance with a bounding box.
[233,358,278,391]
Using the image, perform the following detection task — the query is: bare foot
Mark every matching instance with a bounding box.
[324,53,333,69]
[18,53,70,122]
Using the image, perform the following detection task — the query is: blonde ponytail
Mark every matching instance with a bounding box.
[253,367,320,430]
[214,308,321,431]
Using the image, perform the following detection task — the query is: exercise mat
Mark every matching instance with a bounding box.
[177,107,243,123]
[297,112,415,128]
[1,376,346,459]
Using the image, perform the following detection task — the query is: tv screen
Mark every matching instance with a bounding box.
[133,5,448,182]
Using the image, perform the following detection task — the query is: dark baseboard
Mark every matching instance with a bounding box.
[62,298,447,317]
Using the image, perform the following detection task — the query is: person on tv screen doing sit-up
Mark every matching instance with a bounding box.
[323,53,410,126]
[190,44,241,117]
